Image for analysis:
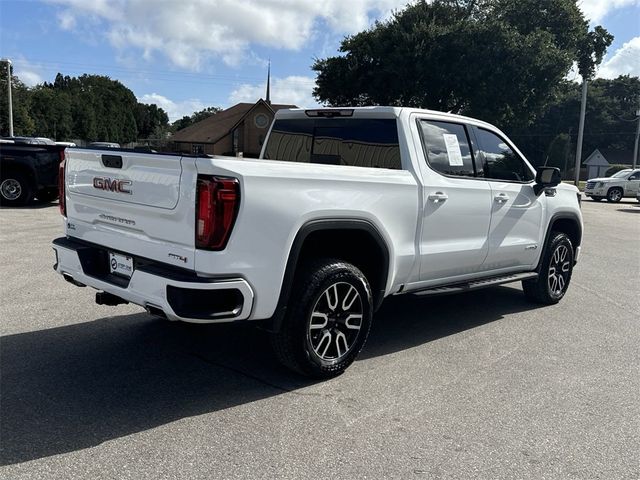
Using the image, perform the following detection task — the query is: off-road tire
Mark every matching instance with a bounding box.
[522,232,574,305]
[271,258,373,378]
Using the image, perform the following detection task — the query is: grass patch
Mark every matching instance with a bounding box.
[563,180,586,191]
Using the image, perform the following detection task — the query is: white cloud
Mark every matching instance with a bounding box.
[597,36,640,79]
[138,93,206,121]
[229,75,319,108]
[578,0,640,22]
[11,58,44,87]
[57,10,76,30]
[47,0,409,69]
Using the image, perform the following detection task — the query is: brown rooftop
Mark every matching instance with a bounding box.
[171,100,296,144]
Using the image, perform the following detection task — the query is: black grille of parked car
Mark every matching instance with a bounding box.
[586,181,596,189]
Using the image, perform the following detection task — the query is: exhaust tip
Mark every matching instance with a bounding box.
[62,273,86,287]
[95,291,128,306]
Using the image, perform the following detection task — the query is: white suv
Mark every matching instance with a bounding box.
[584,169,640,202]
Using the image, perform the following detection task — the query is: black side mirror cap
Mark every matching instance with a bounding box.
[534,167,562,195]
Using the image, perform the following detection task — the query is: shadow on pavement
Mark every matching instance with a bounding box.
[0,200,58,210]
[0,285,541,466]
[362,285,541,359]
[616,207,640,213]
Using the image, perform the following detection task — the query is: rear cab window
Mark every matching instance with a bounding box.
[264,118,402,170]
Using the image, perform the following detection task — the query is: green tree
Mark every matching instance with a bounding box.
[30,85,74,140]
[172,106,221,131]
[0,63,35,136]
[313,0,612,130]
[135,103,170,138]
[510,76,640,168]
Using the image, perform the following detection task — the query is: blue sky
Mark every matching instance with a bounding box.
[1,0,639,121]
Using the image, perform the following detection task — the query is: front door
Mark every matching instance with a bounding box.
[473,127,544,269]
[625,170,640,196]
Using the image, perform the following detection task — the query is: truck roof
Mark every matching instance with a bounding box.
[274,106,495,130]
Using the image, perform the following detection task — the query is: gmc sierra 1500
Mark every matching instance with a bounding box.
[53,107,583,377]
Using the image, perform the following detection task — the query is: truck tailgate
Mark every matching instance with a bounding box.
[64,149,198,269]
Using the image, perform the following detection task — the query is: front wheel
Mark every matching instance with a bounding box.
[271,258,373,378]
[522,232,574,305]
[606,188,623,203]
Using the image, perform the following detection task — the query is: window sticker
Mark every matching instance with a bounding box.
[443,133,464,166]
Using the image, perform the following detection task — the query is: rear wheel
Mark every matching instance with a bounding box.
[271,258,373,378]
[0,172,33,206]
[522,232,574,305]
[606,187,623,203]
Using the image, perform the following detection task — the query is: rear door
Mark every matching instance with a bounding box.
[65,149,198,269]
[414,117,493,281]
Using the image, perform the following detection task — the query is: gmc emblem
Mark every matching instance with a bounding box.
[93,177,132,194]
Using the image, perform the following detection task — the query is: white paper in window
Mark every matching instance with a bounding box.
[443,134,464,166]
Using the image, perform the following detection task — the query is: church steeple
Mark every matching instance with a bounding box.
[266,60,271,105]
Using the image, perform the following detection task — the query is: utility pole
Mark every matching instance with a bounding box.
[562,127,573,179]
[633,97,639,169]
[573,79,588,187]
[1,58,13,137]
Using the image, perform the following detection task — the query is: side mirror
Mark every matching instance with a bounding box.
[534,167,561,195]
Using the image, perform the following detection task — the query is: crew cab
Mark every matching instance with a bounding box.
[52,107,583,377]
[0,139,66,205]
[584,168,640,202]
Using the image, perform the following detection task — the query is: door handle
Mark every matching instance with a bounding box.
[494,193,509,203]
[428,192,449,203]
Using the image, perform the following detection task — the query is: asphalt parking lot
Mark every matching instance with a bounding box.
[1,199,639,479]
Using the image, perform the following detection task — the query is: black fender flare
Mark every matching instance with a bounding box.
[537,212,583,271]
[267,218,390,333]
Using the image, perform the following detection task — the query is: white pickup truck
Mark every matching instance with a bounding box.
[53,107,583,377]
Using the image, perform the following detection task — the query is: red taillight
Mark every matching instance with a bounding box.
[58,151,66,216]
[195,176,240,250]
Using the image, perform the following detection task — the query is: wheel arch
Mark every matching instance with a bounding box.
[0,159,37,185]
[538,212,582,271]
[268,218,391,332]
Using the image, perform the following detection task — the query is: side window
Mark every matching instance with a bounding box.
[628,171,640,180]
[418,120,475,177]
[476,128,533,182]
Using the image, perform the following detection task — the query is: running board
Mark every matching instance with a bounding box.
[410,272,538,297]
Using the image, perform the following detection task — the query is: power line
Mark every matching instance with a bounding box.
[12,58,318,86]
